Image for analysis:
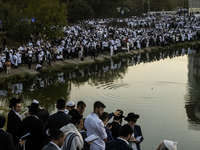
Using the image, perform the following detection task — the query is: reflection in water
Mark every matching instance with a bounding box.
[185,47,200,126]
[0,45,200,117]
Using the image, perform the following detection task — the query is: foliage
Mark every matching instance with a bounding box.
[0,4,31,43]
[25,0,67,38]
[83,0,189,18]
[83,0,122,18]
[67,0,94,23]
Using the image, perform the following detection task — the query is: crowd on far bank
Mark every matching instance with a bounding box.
[0,98,178,150]
[1,13,200,74]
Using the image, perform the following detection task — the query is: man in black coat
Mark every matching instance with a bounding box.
[7,98,22,146]
[42,129,65,150]
[0,115,25,150]
[44,99,72,143]
[106,124,133,150]
[18,103,44,150]
[107,110,124,139]
[28,99,49,124]
[68,101,86,117]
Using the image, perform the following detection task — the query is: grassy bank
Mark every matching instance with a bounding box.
[0,39,199,83]
[40,62,90,74]
[0,72,31,83]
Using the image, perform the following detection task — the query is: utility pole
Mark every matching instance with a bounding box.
[190,0,193,13]
[148,0,150,15]
[142,0,144,14]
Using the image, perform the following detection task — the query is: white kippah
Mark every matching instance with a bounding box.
[67,101,75,107]
[164,140,178,150]
[33,99,39,104]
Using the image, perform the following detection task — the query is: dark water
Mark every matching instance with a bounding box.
[1,45,200,149]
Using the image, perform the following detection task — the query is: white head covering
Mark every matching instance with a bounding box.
[33,99,39,104]
[67,101,75,107]
[164,140,178,150]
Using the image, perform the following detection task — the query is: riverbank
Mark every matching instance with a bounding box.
[0,40,199,83]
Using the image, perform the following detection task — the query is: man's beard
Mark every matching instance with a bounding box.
[97,109,101,117]
[77,125,81,132]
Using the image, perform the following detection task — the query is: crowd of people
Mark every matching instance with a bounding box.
[0,98,178,150]
[1,12,199,149]
[0,46,198,97]
[1,13,200,73]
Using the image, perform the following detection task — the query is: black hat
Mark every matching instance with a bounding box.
[124,112,140,121]
[71,115,83,120]
[27,100,39,109]
[9,98,21,108]
[28,103,39,112]
[114,109,125,120]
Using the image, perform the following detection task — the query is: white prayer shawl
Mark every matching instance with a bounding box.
[110,45,113,56]
[38,54,43,63]
[2,55,6,63]
[127,42,130,52]
[17,53,22,64]
[78,51,82,58]
[61,123,84,150]
[9,53,14,64]
[13,55,18,66]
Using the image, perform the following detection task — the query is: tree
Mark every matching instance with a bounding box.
[67,0,94,24]
[84,0,121,18]
[25,0,67,38]
[0,4,31,44]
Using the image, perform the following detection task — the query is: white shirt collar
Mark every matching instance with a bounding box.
[64,109,69,114]
[12,109,23,121]
[117,137,129,145]
[50,141,61,150]
[91,112,99,118]
[30,115,39,119]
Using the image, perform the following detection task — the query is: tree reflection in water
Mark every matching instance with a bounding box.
[0,45,200,117]
[185,49,200,126]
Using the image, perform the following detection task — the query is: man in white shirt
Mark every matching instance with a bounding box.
[84,101,107,150]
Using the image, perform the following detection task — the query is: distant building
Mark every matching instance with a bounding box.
[189,0,200,13]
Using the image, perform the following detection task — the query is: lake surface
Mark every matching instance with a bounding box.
[1,46,200,150]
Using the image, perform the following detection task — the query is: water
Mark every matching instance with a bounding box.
[1,46,200,150]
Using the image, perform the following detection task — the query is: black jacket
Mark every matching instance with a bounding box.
[106,138,133,150]
[7,110,22,146]
[44,111,72,134]
[18,116,44,150]
[0,129,22,150]
[109,122,121,139]
[36,108,49,124]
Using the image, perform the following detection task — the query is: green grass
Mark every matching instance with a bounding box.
[78,62,90,68]
[151,48,158,52]
[123,53,133,57]
[171,42,193,49]
[103,57,111,61]
[112,55,120,60]
[94,59,101,63]
[0,72,31,83]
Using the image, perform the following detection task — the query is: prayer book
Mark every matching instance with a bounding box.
[85,134,99,142]
[20,133,30,141]
[130,136,142,142]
